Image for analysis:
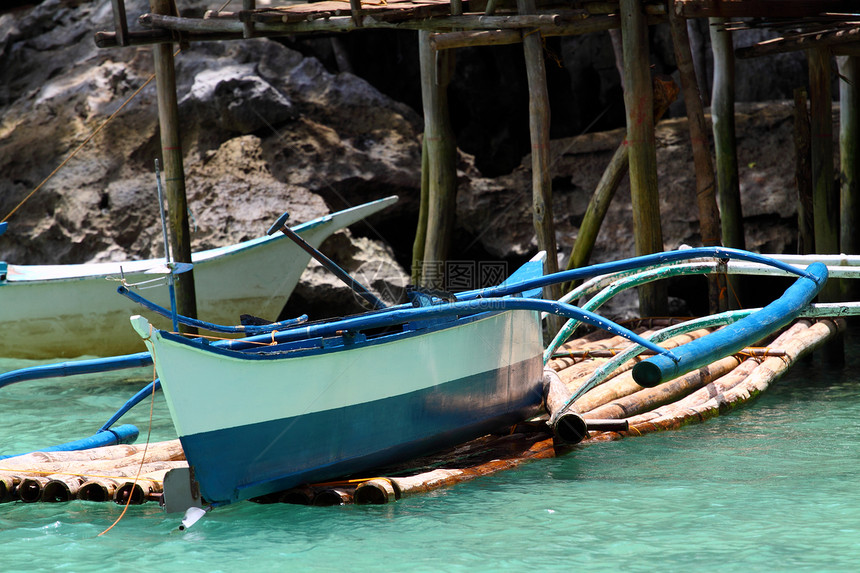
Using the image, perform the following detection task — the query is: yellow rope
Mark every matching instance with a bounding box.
[98,360,159,536]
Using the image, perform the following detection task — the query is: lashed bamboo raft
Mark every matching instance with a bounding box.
[0,318,841,506]
[0,440,186,504]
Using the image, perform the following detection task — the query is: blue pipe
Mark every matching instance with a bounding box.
[0,424,139,460]
[117,285,308,334]
[194,296,679,359]
[631,262,828,387]
[455,247,818,301]
[0,352,153,391]
[99,380,162,432]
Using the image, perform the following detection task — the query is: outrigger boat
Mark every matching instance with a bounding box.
[126,236,827,507]
[0,196,397,359]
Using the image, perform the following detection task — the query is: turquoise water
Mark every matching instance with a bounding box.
[1,338,858,572]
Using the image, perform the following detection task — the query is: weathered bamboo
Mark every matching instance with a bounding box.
[18,476,50,503]
[78,478,120,502]
[794,88,814,255]
[838,56,860,301]
[0,440,185,470]
[583,354,743,419]
[624,319,843,435]
[115,479,163,505]
[42,475,84,503]
[312,488,352,506]
[518,0,561,321]
[150,0,199,330]
[565,328,713,412]
[668,1,725,313]
[387,435,556,497]
[620,0,666,317]
[417,30,457,287]
[354,478,399,505]
[242,0,256,38]
[0,475,14,502]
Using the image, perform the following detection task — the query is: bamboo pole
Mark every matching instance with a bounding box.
[412,137,430,285]
[583,354,742,419]
[518,0,561,326]
[150,0,198,331]
[794,88,814,255]
[838,56,860,301]
[620,0,666,317]
[668,1,725,313]
[624,319,842,435]
[417,30,457,288]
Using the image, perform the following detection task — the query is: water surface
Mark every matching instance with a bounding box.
[1,337,857,572]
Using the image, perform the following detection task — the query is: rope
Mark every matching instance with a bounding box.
[2,42,184,224]
[97,359,159,536]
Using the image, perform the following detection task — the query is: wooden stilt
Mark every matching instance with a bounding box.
[563,77,678,293]
[517,0,561,337]
[417,30,457,289]
[794,88,814,255]
[669,2,725,313]
[807,47,843,363]
[709,16,745,308]
[151,0,198,330]
[619,0,666,317]
[838,56,860,301]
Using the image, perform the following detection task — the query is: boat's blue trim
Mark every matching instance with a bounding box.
[117,286,308,334]
[178,355,544,503]
[630,262,828,387]
[208,297,674,358]
[0,425,139,461]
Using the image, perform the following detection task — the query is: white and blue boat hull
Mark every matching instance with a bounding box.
[132,308,545,504]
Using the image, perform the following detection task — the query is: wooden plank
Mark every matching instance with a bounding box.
[736,26,860,59]
[677,0,860,18]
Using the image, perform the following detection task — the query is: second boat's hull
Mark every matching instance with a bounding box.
[134,309,545,504]
[0,198,396,358]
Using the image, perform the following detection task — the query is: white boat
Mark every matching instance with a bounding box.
[130,247,826,507]
[0,196,397,359]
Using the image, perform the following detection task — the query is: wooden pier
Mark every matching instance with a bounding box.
[0,316,841,506]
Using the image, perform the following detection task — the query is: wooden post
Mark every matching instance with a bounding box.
[517,0,561,334]
[838,56,860,301]
[620,0,666,317]
[808,47,843,363]
[709,16,745,309]
[150,0,198,328]
[564,76,679,292]
[242,0,256,38]
[794,88,814,255]
[417,31,457,289]
[668,1,725,313]
[808,48,838,256]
